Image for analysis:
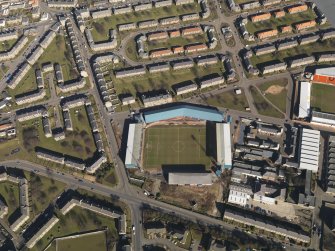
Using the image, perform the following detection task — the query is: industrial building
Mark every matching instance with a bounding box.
[216,123,232,169]
[298,81,311,119]
[299,128,321,173]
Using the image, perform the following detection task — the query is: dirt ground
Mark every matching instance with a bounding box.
[264,85,286,95]
[159,181,221,216]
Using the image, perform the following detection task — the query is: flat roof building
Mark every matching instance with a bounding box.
[168,172,212,185]
[216,123,232,169]
[299,128,321,173]
[125,123,143,169]
[298,81,311,119]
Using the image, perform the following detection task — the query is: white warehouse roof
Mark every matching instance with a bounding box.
[125,123,143,168]
[298,81,311,118]
[216,123,232,169]
[314,67,335,77]
[299,128,320,173]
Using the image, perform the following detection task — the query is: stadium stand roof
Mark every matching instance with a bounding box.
[216,123,232,169]
[168,172,212,185]
[141,104,224,123]
[125,123,143,168]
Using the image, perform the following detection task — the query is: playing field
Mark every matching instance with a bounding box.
[143,125,213,169]
[56,232,107,251]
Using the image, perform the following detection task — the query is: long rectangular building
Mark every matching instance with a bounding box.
[299,128,320,173]
[216,123,232,169]
[298,81,311,118]
[168,172,212,185]
[125,123,143,168]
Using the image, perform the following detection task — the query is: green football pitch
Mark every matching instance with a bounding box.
[143,125,213,169]
[56,232,107,251]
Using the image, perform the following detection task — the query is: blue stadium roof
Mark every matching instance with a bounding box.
[142,104,224,123]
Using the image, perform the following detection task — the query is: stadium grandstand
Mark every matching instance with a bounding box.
[138,104,224,124]
[124,104,225,170]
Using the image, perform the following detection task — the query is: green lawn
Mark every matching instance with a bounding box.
[258,78,288,113]
[32,207,118,251]
[24,171,66,218]
[311,83,335,113]
[0,39,18,52]
[143,125,213,169]
[56,231,107,251]
[250,86,284,118]
[87,3,201,42]
[246,9,317,35]
[250,38,335,67]
[114,63,225,97]
[38,35,78,81]
[203,90,249,111]
[147,34,208,51]
[18,106,97,161]
[0,181,19,225]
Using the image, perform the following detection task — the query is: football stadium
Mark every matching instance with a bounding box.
[124,104,232,175]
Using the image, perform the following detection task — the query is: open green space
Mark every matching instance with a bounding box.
[32,207,118,251]
[38,34,78,81]
[143,125,213,169]
[24,171,66,218]
[87,3,201,42]
[114,62,225,97]
[246,8,317,35]
[18,106,96,161]
[250,86,284,118]
[7,67,37,96]
[311,83,335,113]
[203,89,249,111]
[258,78,288,113]
[0,39,18,52]
[147,34,208,51]
[56,231,107,251]
[250,38,335,68]
[0,181,19,224]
